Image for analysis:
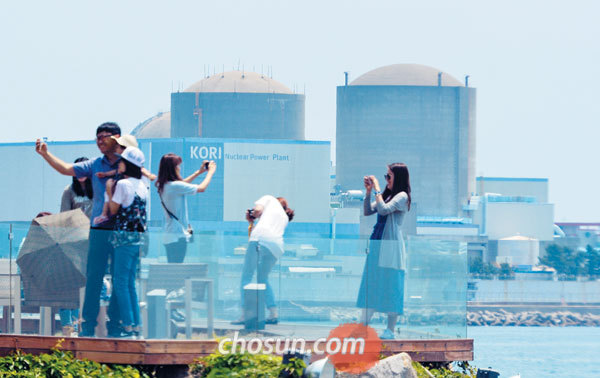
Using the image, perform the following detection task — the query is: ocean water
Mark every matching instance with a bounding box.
[469,326,600,378]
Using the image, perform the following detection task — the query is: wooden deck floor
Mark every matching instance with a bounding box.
[0,334,473,365]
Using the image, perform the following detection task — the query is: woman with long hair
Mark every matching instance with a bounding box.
[58,156,93,336]
[105,146,148,337]
[357,162,411,339]
[61,157,94,218]
[156,153,216,263]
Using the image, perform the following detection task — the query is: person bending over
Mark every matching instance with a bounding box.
[233,195,294,326]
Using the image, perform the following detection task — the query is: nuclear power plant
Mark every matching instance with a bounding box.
[335,64,476,217]
[0,62,562,287]
[133,71,305,140]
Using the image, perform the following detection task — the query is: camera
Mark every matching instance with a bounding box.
[247,209,256,220]
[204,161,209,170]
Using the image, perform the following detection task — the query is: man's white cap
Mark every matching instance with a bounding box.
[112,134,138,148]
[119,146,145,168]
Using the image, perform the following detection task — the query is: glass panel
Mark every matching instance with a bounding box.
[405,238,467,339]
[1,222,467,340]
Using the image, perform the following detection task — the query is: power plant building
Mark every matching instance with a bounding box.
[169,71,305,139]
[0,139,332,234]
[336,64,476,218]
[131,112,171,138]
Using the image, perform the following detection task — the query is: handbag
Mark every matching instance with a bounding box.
[160,194,194,243]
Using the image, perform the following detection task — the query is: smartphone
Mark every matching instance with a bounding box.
[204,162,209,170]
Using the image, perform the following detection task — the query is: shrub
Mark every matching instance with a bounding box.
[190,341,305,378]
[0,340,149,378]
[413,361,476,378]
[469,257,499,279]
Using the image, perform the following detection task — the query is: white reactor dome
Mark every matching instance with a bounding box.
[131,112,171,138]
[184,70,293,94]
[350,64,463,87]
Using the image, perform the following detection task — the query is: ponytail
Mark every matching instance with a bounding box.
[277,197,295,222]
[285,208,295,222]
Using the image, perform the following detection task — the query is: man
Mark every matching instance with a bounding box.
[35,122,122,337]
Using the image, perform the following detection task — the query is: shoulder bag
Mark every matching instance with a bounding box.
[159,194,194,243]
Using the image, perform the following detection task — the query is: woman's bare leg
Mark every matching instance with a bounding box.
[387,312,398,332]
[360,308,376,325]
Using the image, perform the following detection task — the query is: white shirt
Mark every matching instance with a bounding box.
[111,177,148,208]
[160,181,198,244]
[249,195,289,259]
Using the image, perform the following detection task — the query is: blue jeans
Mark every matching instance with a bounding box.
[59,308,80,329]
[240,241,277,310]
[81,228,120,335]
[113,244,140,328]
[165,238,187,263]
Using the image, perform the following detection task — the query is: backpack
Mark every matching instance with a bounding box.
[110,193,149,257]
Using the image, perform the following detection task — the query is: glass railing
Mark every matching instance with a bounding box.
[0,221,467,340]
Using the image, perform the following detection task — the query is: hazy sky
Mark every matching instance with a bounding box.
[1,0,598,222]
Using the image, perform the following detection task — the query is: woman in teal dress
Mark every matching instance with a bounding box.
[356,162,411,339]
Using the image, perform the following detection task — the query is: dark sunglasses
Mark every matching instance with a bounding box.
[385,173,391,180]
[96,134,113,141]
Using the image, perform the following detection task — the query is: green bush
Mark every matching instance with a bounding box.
[413,361,476,378]
[0,341,149,378]
[468,257,499,279]
[540,244,586,278]
[190,342,305,378]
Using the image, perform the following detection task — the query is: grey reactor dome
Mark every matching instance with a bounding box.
[336,63,476,218]
[167,70,305,140]
[131,112,171,138]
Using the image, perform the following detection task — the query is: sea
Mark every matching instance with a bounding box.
[469,326,600,378]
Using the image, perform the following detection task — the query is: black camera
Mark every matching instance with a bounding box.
[204,162,209,170]
[247,209,256,220]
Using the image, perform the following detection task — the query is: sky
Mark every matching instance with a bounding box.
[1,0,598,222]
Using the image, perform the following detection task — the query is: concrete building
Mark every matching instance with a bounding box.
[554,222,600,251]
[476,176,548,203]
[497,235,540,267]
[469,177,555,264]
[336,64,476,221]
[169,71,305,139]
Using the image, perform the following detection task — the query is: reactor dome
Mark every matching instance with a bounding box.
[131,112,171,138]
[350,64,463,87]
[184,70,293,94]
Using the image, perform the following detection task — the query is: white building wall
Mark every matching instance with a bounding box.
[222,142,331,223]
[476,178,548,202]
[0,140,331,224]
[473,280,600,303]
[497,238,540,266]
[485,202,554,241]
